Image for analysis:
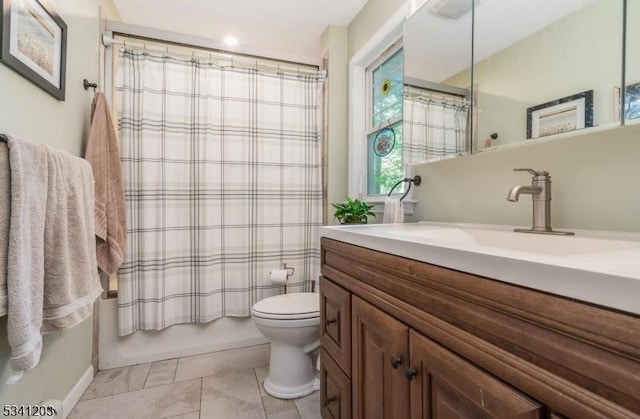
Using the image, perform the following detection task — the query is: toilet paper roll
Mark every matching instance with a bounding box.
[269,269,289,284]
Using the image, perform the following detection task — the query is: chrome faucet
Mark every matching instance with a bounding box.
[507,169,574,235]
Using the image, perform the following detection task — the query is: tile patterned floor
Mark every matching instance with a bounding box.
[70,344,321,419]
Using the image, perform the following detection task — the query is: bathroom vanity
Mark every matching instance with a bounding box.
[318,223,640,418]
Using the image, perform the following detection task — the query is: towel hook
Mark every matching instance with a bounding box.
[83,79,97,92]
[387,175,422,201]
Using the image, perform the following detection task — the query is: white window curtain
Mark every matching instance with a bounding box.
[115,49,324,336]
[403,93,468,165]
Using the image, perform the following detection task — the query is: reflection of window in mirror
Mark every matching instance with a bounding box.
[626,0,640,124]
[366,46,404,196]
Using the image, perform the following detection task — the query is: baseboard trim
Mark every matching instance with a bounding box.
[62,365,94,418]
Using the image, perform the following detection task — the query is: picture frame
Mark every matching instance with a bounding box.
[526,90,593,139]
[0,0,67,100]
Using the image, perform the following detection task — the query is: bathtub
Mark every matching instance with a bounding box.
[98,299,267,369]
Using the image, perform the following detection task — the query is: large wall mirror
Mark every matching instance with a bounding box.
[403,0,628,165]
[403,0,473,165]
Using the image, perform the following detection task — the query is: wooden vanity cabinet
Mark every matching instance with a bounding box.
[320,277,351,374]
[320,275,353,418]
[409,330,543,418]
[352,296,409,419]
[320,347,351,419]
[319,237,640,419]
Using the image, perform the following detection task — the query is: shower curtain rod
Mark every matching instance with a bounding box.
[405,85,468,106]
[102,34,325,77]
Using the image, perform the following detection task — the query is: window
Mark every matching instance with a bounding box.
[366,47,404,196]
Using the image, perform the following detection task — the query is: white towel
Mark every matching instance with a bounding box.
[0,142,10,316]
[41,144,102,333]
[4,136,102,383]
[5,136,49,383]
[383,197,404,223]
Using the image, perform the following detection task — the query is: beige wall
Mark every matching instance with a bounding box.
[0,0,120,408]
[411,125,640,232]
[322,26,349,224]
[347,0,406,59]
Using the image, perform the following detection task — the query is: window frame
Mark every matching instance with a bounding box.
[365,44,404,197]
[348,4,415,216]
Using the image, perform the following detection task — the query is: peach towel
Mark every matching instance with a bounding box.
[85,93,127,275]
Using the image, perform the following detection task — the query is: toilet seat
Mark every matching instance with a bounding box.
[252,292,319,320]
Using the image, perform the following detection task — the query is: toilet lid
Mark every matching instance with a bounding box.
[252,292,320,320]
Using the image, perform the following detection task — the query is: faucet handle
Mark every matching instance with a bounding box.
[513,168,548,176]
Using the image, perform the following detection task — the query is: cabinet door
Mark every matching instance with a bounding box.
[320,276,352,376]
[352,296,409,419]
[409,330,543,419]
[321,348,352,419]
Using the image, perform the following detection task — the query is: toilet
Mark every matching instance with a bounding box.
[251,292,320,399]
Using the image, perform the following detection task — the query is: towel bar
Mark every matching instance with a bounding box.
[387,175,422,201]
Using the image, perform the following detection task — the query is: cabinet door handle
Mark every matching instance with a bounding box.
[326,395,337,404]
[404,367,417,381]
[390,356,402,369]
[326,318,336,325]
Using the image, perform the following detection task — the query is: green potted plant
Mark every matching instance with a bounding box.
[332,196,376,224]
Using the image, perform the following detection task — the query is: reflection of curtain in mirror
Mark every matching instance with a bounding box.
[403,90,468,165]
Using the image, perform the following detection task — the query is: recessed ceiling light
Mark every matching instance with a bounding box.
[223,36,239,46]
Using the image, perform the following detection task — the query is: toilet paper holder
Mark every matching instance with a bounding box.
[283,263,295,279]
[277,263,315,293]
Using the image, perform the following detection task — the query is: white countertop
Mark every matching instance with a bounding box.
[319,222,640,316]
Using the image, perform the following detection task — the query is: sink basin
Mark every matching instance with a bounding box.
[391,226,640,256]
[319,221,640,315]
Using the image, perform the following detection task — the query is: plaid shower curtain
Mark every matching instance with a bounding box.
[115,49,324,335]
[403,93,468,165]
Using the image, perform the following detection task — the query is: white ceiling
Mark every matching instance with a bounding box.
[111,0,369,65]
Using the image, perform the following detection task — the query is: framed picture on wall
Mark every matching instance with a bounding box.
[526,90,594,139]
[0,0,67,100]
